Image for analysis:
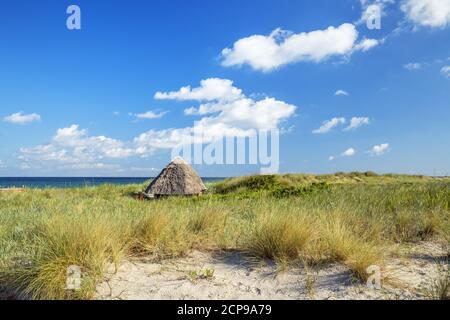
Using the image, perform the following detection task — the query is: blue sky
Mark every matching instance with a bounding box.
[0,0,449,177]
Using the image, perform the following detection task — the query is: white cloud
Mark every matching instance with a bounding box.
[19,124,135,168]
[341,148,356,157]
[130,110,168,120]
[328,156,335,161]
[19,79,297,169]
[137,93,296,152]
[60,163,121,170]
[4,112,41,125]
[404,62,423,70]
[313,117,346,134]
[151,78,296,146]
[133,127,196,151]
[401,0,450,28]
[335,90,349,96]
[344,117,370,131]
[155,78,243,102]
[221,23,380,72]
[312,116,371,134]
[353,38,381,52]
[441,65,450,77]
[370,143,390,156]
[184,107,199,115]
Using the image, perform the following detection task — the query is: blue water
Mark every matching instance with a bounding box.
[0,177,225,189]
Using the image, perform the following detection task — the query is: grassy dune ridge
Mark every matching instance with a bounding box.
[0,173,449,299]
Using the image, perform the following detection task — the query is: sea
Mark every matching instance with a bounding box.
[0,177,226,189]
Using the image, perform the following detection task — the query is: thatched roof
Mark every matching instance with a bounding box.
[145,157,207,196]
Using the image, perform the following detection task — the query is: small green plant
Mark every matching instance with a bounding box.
[303,262,317,300]
[187,268,215,282]
[203,268,215,280]
[271,182,329,198]
[187,270,200,282]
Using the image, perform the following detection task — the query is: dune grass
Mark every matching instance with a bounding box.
[0,173,449,299]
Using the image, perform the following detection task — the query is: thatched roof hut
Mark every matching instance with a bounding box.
[145,157,207,197]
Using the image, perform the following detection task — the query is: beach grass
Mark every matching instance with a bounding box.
[0,172,449,299]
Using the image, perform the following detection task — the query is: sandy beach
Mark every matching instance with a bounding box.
[97,242,447,300]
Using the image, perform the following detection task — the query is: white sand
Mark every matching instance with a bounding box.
[96,242,448,300]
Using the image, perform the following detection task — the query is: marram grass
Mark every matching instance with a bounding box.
[0,173,449,299]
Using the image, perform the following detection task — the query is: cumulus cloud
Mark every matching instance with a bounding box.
[19,79,297,169]
[401,0,450,28]
[19,124,135,168]
[335,90,349,96]
[344,117,370,131]
[155,78,243,102]
[328,156,335,161]
[221,23,380,72]
[4,112,41,125]
[341,148,356,157]
[370,143,390,155]
[441,65,450,77]
[312,117,346,134]
[138,80,296,153]
[353,38,382,52]
[130,110,168,120]
[155,78,296,130]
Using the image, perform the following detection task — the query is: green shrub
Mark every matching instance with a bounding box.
[271,182,329,198]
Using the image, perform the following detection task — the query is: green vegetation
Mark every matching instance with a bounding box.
[188,268,215,282]
[0,172,449,299]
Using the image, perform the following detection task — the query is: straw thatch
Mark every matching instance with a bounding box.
[145,157,207,196]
